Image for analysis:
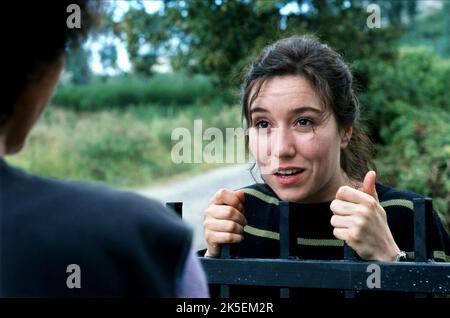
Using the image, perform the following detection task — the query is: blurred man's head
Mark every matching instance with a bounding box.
[0,1,100,155]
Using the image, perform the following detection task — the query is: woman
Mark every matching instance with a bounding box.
[202,35,450,296]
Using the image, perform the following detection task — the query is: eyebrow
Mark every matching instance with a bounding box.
[250,106,322,116]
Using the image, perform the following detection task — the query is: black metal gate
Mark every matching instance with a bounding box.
[166,198,450,298]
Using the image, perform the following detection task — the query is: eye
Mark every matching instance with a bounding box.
[255,120,271,129]
[296,118,314,127]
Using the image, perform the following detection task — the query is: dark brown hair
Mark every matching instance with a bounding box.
[241,35,374,182]
[0,0,101,128]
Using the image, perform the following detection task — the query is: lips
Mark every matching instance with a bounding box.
[272,166,305,185]
[272,166,305,175]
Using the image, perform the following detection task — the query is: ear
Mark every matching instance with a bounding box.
[340,125,353,149]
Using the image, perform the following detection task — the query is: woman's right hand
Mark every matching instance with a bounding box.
[203,188,246,257]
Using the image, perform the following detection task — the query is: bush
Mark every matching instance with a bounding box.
[360,47,450,142]
[356,47,450,229]
[53,73,217,111]
[375,102,450,227]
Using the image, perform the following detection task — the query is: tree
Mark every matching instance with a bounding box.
[164,0,282,87]
[112,2,170,76]
[162,0,402,91]
[107,0,407,92]
[65,46,92,85]
[99,42,118,72]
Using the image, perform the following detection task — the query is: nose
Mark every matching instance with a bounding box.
[273,126,296,159]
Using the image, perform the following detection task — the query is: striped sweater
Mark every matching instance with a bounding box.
[236,183,450,262]
[207,182,450,298]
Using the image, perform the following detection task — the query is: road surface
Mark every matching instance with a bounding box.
[136,164,255,250]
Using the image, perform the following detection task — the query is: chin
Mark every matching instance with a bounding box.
[273,187,307,203]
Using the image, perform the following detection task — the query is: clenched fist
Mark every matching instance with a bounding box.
[204,188,246,257]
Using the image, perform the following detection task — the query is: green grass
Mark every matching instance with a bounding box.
[7,102,243,188]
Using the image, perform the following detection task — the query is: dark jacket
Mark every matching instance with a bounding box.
[0,159,192,297]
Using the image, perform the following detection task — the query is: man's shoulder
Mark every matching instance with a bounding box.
[1,162,193,296]
[2,161,189,239]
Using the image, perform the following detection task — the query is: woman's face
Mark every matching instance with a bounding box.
[248,75,350,203]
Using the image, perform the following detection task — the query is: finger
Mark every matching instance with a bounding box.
[330,199,359,216]
[205,204,247,226]
[234,190,245,205]
[205,230,244,245]
[205,243,220,257]
[332,228,348,241]
[363,170,379,201]
[204,219,244,235]
[335,185,375,206]
[210,188,244,211]
[330,215,353,228]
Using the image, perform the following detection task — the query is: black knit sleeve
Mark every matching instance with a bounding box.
[429,210,450,262]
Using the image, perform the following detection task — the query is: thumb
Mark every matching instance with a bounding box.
[234,190,245,205]
[363,170,378,201]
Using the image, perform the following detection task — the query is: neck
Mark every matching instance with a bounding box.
[304,169,361,203]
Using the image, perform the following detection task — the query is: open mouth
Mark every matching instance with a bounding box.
[273,169,305,185]
[274,168,305,178]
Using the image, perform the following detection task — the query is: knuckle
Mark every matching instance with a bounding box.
[223,232,234,243]
[330,215,337,226]
[340,186,351,195]
[224,206,235,219]
[349,228,361,243]
[360,206,371,219]
[226,221,237,233]
[330,200,337,211]
[367,197,377,208]
[204,206,214,217]
[354,217,365,228]
[217,188,227,198]
[333,228,340,237]
[203,218,215,230]
[204,230,214,243]
[213,232,224,244]
[344,185,353,191]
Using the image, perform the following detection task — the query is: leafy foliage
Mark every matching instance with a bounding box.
[376,102,450,225]
[53,73,216,110]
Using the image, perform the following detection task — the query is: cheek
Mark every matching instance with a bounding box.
[296,132,339,164]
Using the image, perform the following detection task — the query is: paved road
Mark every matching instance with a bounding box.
[136,164,255,250]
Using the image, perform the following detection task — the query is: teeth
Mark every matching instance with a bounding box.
[276,169,301,175]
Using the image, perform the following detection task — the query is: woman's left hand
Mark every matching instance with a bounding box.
[330,171,401,262]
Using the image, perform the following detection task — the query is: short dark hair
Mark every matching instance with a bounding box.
[242,35,374,182]
[1,1,101,127]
